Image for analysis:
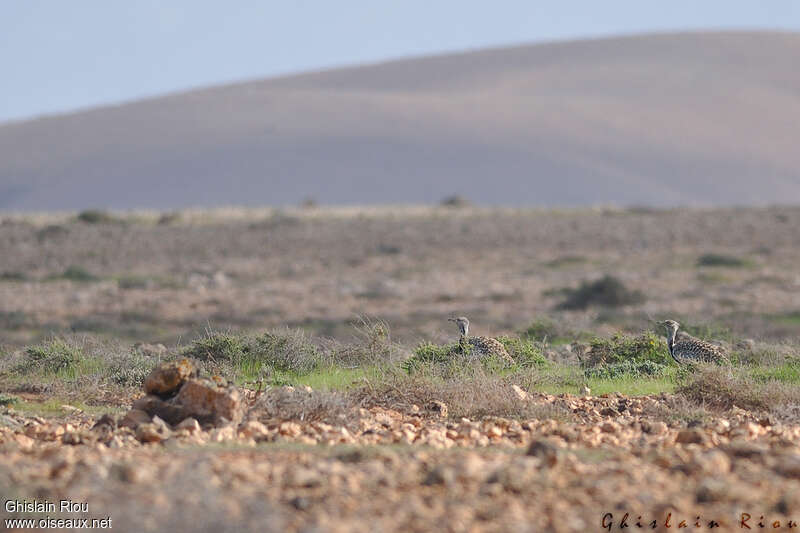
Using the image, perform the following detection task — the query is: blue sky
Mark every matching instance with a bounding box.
[2,1,799,123]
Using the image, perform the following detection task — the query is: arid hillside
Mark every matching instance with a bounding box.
[2,31,800,210]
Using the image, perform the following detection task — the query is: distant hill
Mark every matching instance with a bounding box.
[2,30,800,210]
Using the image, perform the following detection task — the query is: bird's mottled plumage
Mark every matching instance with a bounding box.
[449,316,514,365]
[660,320,729,365]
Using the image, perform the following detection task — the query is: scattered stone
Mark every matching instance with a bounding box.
[119,409,152,430]
[144,359,195,396]
[92,414,118,430]
[176,418,201,434]
[526,439,559,467]
[675,428,708,445]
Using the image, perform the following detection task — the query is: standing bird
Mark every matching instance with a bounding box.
[660,320,729,365]
[448,316,514,365]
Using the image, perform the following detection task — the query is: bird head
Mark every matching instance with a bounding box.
[448,316,470,336]
[660,319,680,335]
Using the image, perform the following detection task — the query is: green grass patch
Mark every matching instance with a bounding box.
[10,398,124,418]
[747,362,800,384]
[772,311,800,327]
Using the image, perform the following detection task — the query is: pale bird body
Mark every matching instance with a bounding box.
[449,316,514,365]
[660,320,729,365]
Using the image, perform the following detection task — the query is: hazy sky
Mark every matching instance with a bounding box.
[3,1,799,123]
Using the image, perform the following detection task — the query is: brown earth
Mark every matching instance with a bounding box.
[3,387,800,532]
[1,205,800,348]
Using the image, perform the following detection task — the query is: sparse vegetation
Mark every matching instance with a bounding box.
[0,271,27,282]
[22,338,86,375]
[58,265,99,282]
[0,393,19,407]
[556,275,645,310]
[439,194,471,207]
[697,253,750,268]
[76,209,118,224]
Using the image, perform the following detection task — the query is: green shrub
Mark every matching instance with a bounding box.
[557,275,645,310]
[181,328,329,378]
[0,311,30,330]
[60,266,98,282]
[249,329,327,373]
[696,253,749,268]
[22,339,85,374]
[584,359,668,379]
[106,350,162,387]
[76,209,117,224]
[0,271,27,282]
[0,393,19,407]
[496,337,548,368]
[182,332,248,363]
[401,342,505,375]
[521,317,591,345]
[403,342,460,372]
[544,255,586,268]
[522,318,559,341]
[582,331,669,369]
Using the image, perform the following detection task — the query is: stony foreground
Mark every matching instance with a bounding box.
[3,385,800,532]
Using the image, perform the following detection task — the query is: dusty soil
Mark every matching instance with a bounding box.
[1,206,800,347]
[3,389,800,532]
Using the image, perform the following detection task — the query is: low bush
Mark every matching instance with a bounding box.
[696,253,750,268]
[496,337,548,368]
[556,275,645,310]
[249,329,328,373]
[22,338,86,374]
[0,393,19,407]
[60,266,98,282]
[584,359,668,379]
[582,331,669,368]
[76,209,118,224]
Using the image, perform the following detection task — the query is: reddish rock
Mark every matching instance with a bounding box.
[174,378,245,426]
[144,359,195,396]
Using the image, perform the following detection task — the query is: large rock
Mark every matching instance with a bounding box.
[175,379,245,426]
[131,395,190,427]
[144,359,195,396]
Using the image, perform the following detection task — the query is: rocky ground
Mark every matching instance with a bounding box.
[3,362,800,532]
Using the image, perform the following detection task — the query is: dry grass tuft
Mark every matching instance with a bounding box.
[353,368,573,421]
[677,365,800,414]
[250,387,359,427]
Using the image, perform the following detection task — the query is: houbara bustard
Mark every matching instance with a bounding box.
[448,316,514,365]
[660,320,729,365]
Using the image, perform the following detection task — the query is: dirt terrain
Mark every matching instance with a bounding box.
[2,206,800,532]
[3,385,800,532]
[1,205,799,347]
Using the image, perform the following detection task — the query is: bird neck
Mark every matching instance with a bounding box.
[666,328,680,363]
